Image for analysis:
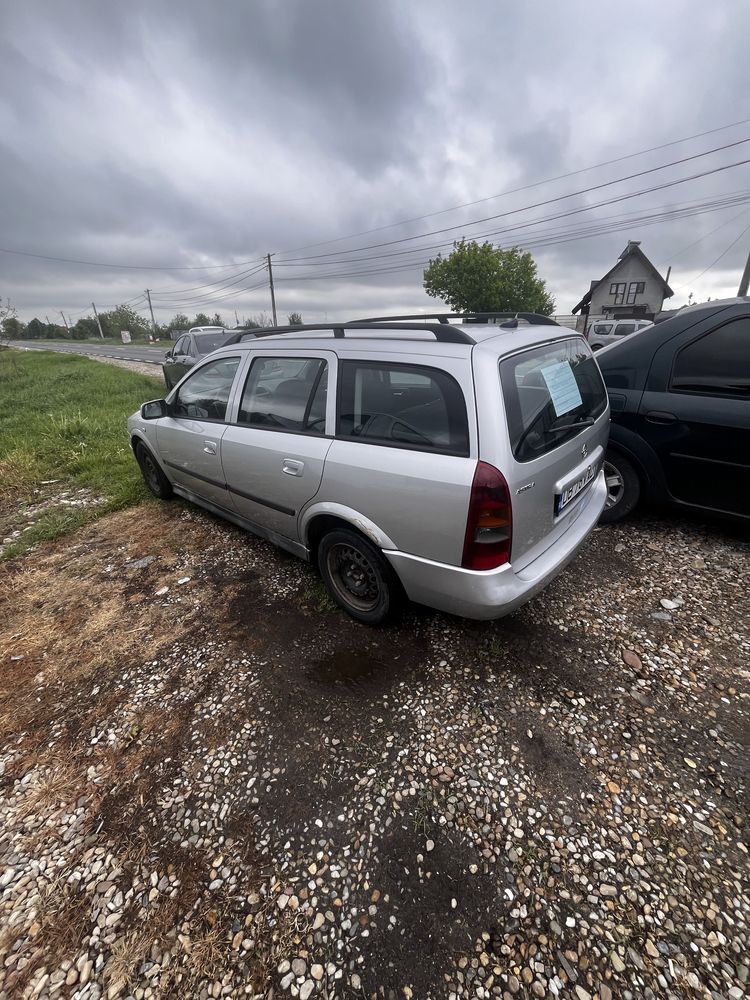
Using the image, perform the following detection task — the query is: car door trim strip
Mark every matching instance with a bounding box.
[228,484,296,517]
[163,460,296,517]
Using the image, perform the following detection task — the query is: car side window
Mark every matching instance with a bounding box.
[172,356,240,421]
[237,357,328,433]
[614,323,635,337]
[174,336,189,355]
[337,361,469,455]
[671,318,750,397]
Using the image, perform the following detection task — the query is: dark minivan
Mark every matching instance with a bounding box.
[596,298,750,523]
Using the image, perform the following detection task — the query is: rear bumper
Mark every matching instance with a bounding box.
[384,470,607,620]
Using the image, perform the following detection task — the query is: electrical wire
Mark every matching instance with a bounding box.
[671,216,750,290]
[276,117,750,256]
[277,138,750,262]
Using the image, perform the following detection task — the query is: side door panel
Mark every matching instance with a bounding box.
[157,355,243,509]
[637,316,750,517]
[220,351,337,539]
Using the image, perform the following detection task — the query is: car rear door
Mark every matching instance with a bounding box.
[320,356,477,566]
[156,355,242,508]
[637,315,750,517]
[219,351,336,539]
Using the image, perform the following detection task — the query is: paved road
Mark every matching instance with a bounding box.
[13,340,165,366]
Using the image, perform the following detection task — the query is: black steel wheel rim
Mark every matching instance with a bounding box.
[141,452,160,493]
[326,543,380,612]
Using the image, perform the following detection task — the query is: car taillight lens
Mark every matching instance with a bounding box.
[462,462,512,570]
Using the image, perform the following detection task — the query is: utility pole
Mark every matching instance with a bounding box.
[145,289,158,339]
[92,302,105,339]
[738,250,750,297]
[266,253,278,327]
[234,309,240,327]
[60,311,69,332]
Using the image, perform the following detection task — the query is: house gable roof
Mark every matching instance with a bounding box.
[572,241,674,313]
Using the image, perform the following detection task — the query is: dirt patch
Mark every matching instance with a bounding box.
[0,503,748,999]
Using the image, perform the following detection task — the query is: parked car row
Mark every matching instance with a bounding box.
[134,304,747,624]
[586,318,653,351]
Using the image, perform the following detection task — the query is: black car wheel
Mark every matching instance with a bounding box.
[599,451,640,524]
[135,442,173,500]
[318,528,402,625]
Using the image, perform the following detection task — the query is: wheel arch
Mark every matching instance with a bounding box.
[301,504,397,566]
[606,425,667,502]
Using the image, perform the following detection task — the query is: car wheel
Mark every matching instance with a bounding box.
[599,451,640,524]
[591,343,602,351]
[135,442,173,500]
[318,528,402,625]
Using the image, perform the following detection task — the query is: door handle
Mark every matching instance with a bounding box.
[203,441,217,455]
[282,458,304,476]
[645,410,677,424]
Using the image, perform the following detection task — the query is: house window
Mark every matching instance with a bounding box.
[626,281,645,305]
[610,282,627,305]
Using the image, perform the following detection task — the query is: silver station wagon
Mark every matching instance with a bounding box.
[128,314,609,624]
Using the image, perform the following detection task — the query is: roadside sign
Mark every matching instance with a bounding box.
[121,330,131,344]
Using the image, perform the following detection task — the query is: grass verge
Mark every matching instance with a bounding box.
[0,349,161,558]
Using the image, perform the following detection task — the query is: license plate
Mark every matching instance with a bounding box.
[555,463,596,515]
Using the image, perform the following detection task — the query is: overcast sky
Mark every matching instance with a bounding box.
[2,0,749,326]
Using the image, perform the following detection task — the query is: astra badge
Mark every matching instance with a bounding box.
[581,443,588,459]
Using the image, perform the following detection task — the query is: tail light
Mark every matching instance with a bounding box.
[462,462,512,570]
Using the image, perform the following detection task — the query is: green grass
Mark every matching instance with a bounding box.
[0,349,162,558]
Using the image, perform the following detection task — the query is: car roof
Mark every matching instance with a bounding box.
[211,318,579,361]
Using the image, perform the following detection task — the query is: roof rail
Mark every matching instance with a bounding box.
[222,321,476,347]
[353,311,560,327]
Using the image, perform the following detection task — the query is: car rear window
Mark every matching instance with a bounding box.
[194,332,229,354]
[499,339,607,462]
[337,361,469,455]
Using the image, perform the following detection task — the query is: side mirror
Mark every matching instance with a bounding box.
[141,399,169,420]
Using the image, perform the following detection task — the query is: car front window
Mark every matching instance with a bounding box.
[172,357,240,421]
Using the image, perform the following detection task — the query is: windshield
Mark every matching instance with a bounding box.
[194,332,229,355]
[499,339,607,462]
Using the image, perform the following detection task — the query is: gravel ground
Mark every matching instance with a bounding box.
[0,502,747,1000]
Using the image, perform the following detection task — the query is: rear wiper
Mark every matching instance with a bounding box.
[549,417,595,434]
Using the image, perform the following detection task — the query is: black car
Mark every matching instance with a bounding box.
[162,328,233,389]
[596,298,749,523]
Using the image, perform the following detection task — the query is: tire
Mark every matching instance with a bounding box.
[135,442,173,500]
[318,528,402,625]
[599,451,640,524]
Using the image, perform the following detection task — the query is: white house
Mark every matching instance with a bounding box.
[572,241,673,327]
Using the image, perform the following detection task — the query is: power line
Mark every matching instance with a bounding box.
[671,217,750,290]
[148,262,267,297]
[0,246,266,271]
[276,117,750,256]
[272,165,750,283]
[277,137,750,262]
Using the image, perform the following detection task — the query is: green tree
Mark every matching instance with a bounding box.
[423,240,555,315]
[192,313,213,327]
[100,304,151,340]
[166,312,190,331]
[71,317,100,340]
[1,316,26,339]
[25,317,59,339]
[208,312,224,328]
[287,311,303,325]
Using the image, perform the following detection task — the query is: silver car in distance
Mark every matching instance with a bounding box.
[127,314,609,624]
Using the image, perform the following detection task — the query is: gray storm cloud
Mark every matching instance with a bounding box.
[1,0,748,323]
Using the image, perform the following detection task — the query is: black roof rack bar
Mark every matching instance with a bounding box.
[354,311,560,327]
[223,321,476,346]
